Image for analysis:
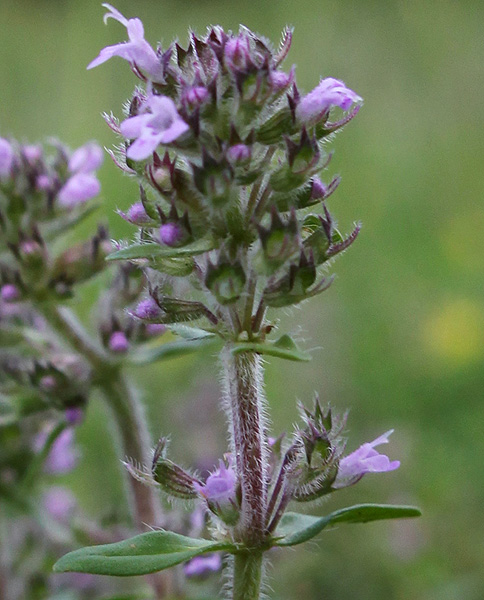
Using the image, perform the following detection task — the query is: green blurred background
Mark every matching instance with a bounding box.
[1,0,483,598]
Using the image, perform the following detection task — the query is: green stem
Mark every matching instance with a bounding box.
[98,374,164,529]
[232,552,264,600]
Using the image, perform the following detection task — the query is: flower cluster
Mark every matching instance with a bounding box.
[0,139,107,300]
[89,4,362,342]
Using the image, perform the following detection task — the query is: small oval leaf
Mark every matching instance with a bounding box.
[53,530,237,576]
[275,504,421,547]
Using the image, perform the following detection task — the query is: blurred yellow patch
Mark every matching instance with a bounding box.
[422,298,484,366]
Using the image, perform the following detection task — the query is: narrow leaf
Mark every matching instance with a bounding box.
[231,334,311,362]
[274,504,421,546]
[106,238,213,261]
[53,530,236,576]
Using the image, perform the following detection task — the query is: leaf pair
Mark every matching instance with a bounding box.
[54,503,420,576]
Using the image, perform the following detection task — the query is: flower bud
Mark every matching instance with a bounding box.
[35,174,52,192]
[108,330,130,353]
[269,68,294,93]
[159,222,185,247]
[22,144,42,164]
[224,36,251,72]
[227,144,251,166]
[118,201,151,225]
[131,297,162,321]
[0,284,20,303]
[65,407,84,426]
[183,86,210,109]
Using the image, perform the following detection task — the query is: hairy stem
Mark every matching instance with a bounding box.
[232,552,264,600]
[222,348,267,600]
[223,349,268,546]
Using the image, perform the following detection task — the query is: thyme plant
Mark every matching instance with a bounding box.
[0,4,420,600]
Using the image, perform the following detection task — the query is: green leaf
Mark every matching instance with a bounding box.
[53,530,237,576]
[274,504,422,547]
[129,337,218,365]
[168,324,216,340]
[106,238,214,262]
[231,334,311,362]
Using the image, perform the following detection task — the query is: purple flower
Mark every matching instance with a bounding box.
[35,427,80,475]
[0,138,13,177]
[183,86,210,108]
[184,553,222,579]
[87,4,164,83]
[227,144,251,165]
[296,77,362,124]
[57,173,101,208]
[68,143,103,173]
[36,174,52,191]
[57,142,103,208]
[334,430,400,487]
[132,297,161,321]
[108,330,130,353]
[118,201,150,225]
[120,95,189,161]
[224,36,251,71]
[1,284,20,303]
[65,407,84,426]
[22,145,42,164]
[43,486,77,522]
[269,68,294,92]
[194,459,237,505]
[194,459,239,525]
[159,223,184,247]
[310,177,328,199]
